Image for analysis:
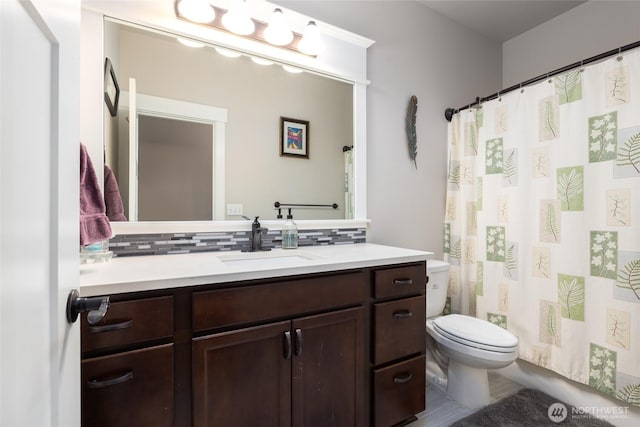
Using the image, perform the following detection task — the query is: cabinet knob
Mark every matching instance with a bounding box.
[393,278,413,286]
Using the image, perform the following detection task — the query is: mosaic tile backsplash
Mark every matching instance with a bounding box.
[108,228,366,257]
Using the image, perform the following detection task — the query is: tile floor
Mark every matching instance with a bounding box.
[407,372,524,427]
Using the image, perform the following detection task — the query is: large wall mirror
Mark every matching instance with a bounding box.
[104,19,354,223]
[81,0,372,233]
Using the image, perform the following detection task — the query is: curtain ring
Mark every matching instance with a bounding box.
[617,47,623,62]
[580,60,584,72]
[519,83,524,94]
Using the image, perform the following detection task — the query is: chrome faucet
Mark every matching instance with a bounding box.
[243,216,270,252]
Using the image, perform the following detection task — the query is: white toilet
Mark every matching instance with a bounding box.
[426,260,519,408]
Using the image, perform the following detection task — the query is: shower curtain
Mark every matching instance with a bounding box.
[444,47,640,407]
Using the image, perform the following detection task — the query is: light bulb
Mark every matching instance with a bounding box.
[282,64,303,74]
[251,57,274,66]
[222,0,255,36]
[177,37,205,48]
[298,21,325,56]
[177,0,215,23]
[264,8,293,46]
[214,47,242,58]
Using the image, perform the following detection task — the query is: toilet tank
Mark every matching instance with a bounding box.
[426,260,450,318]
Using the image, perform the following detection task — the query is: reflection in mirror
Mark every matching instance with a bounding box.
[104,19,354,223]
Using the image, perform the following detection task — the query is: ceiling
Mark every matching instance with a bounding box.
[418,0,587,42]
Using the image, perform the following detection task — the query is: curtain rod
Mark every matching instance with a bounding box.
[444,39,640,122]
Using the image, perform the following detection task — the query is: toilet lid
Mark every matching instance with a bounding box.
[433,314,518,351]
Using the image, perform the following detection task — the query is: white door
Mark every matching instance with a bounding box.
[0,1,80,427]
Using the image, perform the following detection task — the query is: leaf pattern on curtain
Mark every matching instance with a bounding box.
[590,231,618,279]
[616,258,640,300]
[444,47,640,407]
[607,308,630,349]
[464,121,478,156]
[540,200,561,243]
[503,149,518,186]
[555,69,582,105]
[557,166,584,211]
[488,312,507,329]
[558,274,585,321]
[539,96,560,141]
[540,301,561,346]
[606,66,630,106]
[617,131,640,173]
[589,344,617,396]
[589,112,618,163]
[617,384,640,405]
[448,162,461,189]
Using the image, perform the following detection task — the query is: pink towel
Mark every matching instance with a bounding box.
[104,164,127,221]
[80,143,113,246]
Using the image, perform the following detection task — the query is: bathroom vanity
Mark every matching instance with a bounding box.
[79,244,429,427]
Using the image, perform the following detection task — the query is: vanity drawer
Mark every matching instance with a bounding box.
[81,296,173,353]
[373,295,426,365]
[193,271,366,332]
[374,263,426,299]
[81,343,174,427]
[373,354,426,427]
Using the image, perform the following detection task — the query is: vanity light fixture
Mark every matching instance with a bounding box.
[263,8,293,46]
[177,0,215,24]
[298,21,325,56]
[221,0,255,36]
[175,1,324,57]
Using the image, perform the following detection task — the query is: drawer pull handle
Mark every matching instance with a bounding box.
[393,372,413,384]
[88,319,133,334]
[393,310,413,319]
[294,328,303,356]
[393,278,413,286]
[87,370,134,389]
[284,331,292,360]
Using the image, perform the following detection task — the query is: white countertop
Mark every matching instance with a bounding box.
[80,243,432,297]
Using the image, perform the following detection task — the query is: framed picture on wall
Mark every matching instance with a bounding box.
[104,58,120,117]
[280,117,309,158]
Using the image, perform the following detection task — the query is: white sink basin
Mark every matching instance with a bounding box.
[217,250,322,268]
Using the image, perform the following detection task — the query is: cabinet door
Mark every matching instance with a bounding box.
[192,321,292,427]
[292,307,365,427]
[81,344,174,427]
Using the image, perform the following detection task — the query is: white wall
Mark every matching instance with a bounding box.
[503,0,640,87]
[279,0,502,256]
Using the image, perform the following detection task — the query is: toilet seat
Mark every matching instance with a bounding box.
[432,314,518,353]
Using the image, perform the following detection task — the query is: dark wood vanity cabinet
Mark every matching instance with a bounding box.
[80,261,426,427]
[191,271,367,427]
[371,264,427,427]
[80,296,175,427]
[192,307,364,427]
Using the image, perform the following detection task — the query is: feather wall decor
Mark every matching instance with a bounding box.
[406,95,418,168]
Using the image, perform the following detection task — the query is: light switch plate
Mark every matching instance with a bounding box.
[226,204,243,216]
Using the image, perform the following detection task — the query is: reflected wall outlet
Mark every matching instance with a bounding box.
[226,204,243,216]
